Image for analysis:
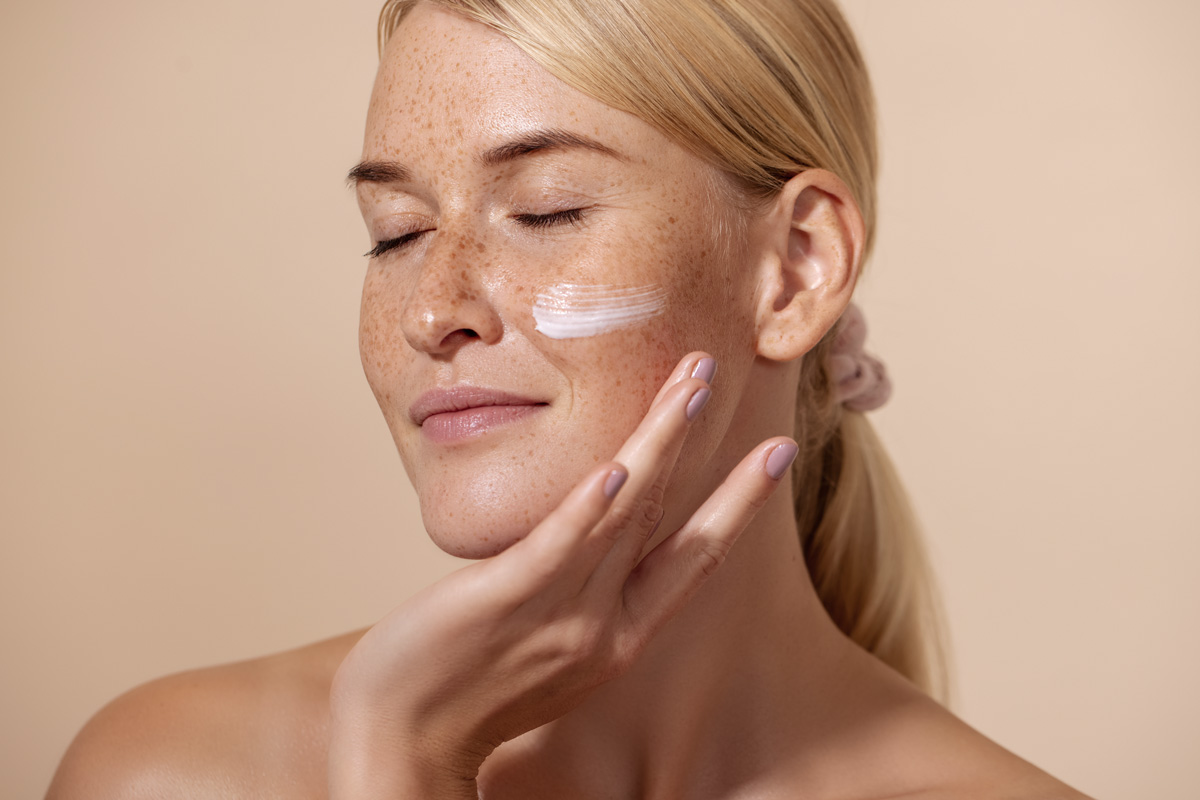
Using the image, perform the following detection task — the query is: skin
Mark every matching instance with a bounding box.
[353,10,761,561]
[46,5,1092,799]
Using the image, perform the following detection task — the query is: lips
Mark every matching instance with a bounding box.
[409,387,548,443]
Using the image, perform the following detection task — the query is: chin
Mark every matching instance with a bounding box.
[415,473,564,560]
[421,508,538,559]
[400,414,620,559]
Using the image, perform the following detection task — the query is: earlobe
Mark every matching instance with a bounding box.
[753,169,864,362]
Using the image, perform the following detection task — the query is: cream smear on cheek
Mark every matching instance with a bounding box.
[532,283,667,339]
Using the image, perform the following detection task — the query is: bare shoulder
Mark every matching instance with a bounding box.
[762,650,1095,800]
[903,734,1095,800]
[45,629,365,800]
[863,683,1095,800]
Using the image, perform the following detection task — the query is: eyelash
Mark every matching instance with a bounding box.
[365,229,428,259]
[513,207,587,229]
[365,208,589,259]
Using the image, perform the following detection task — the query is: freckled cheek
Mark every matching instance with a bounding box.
[358,270,415,414]
[537,314,690,443]
[517,230,734,399]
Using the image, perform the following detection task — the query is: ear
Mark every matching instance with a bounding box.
[751,169,865,362]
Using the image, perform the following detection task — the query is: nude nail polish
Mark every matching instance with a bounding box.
[691,357,717,384]
[766,442,799,480]
[604,469,628,499]
[686,387,711,420]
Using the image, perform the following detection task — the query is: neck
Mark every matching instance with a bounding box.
[480,483,867,799]
[477,359,912,799]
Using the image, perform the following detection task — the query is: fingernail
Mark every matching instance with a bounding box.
[686,387,711,420]
[766,442,799,480]
[604,469,628,499]
[691,357,717,384]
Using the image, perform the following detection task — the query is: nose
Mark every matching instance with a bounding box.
[399,232,504,356]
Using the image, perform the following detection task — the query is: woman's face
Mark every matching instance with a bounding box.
[356,3,762,557]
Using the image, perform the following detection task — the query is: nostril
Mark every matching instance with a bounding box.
[401,266,504,352]
[438,328,481,349]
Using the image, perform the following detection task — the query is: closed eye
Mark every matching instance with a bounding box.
[365,207,588,258]
[365,229,433,258]
[513,207,588,229]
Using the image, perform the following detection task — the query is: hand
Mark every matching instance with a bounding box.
[327,353,798,798]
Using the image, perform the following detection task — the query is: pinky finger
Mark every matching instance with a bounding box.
[618,438,798,643]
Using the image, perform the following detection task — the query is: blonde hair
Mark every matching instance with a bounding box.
[377,0,947,698]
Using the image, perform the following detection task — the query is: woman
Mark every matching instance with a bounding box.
[48,0,1089,797]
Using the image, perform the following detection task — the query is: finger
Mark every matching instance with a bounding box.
[649,352,717,410]
[618,437,798,646]
[497,356,714,598]
[582,375,714,585]
[495,461,628,596]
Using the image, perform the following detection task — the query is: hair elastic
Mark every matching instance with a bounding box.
[830,303,892,412]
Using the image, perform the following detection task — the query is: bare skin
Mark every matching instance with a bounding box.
[47,5,1091,799]
[47,627,1085,799]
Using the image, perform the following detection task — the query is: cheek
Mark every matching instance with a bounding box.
[529,217,747,356]
[526,230,748,447]
[359,267,410,412]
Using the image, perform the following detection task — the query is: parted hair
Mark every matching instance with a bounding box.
[377,0,947,699]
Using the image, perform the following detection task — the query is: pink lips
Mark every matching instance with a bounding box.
[410,387,547,444]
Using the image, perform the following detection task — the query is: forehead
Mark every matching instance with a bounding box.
[364,4,639,161]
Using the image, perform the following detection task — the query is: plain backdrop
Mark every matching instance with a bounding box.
[2,1,1197,797]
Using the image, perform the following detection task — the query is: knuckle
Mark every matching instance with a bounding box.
[740,485,770,513]
[601,655,630,683]
[693,539,732,578]
[523,542,565,586]
[639,500,664,531]
[603,503,636,538]
[556,617,605,663]
[600,637,639,682]
[643,482,666,514]
[619,631,649,672]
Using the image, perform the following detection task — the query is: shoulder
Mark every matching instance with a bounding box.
[768,648,1094,800]
[879,692,1095,800]
[45,630,365,800]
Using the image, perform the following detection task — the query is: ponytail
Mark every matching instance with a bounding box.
[792,333,948,699]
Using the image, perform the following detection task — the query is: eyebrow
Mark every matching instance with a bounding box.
[345,128,626,187]
[345,161,411,186]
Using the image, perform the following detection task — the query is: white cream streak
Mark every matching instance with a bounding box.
[533,283,667,339]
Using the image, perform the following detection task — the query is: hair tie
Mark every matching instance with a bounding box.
[830,303,892,412]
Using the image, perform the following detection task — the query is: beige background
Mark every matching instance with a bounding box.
[2,1,1197,797]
